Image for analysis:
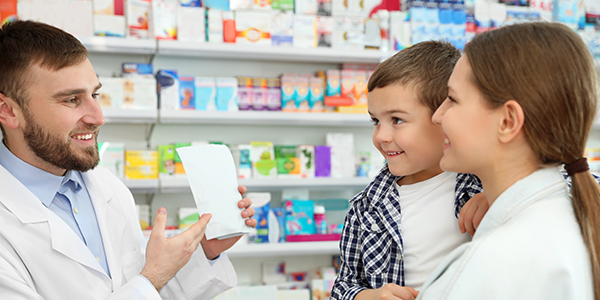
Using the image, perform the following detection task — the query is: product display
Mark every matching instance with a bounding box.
[20,2,598,299]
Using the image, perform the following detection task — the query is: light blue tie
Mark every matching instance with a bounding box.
[56,179,111,277]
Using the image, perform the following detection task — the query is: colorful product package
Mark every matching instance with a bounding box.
[271,207,286,242]
[272,0,294,10]
[247,192,271,243]
[237,76,254,111]
[327,133,355,178]
[297,145,315,178]
[179,76,196,110]
[98,142,125,179]
[280,76,296,112]
[325,69,341,97]
[308,76,325,111]
[252,77,268,110]
[275,145,297,159]
[271,10,294,46]
[390,11,411,51]
[266,77,282,111]
[254,0,272,9]
[315,145,331,177]
[294,76,310,111]
[126,0,152,39]
[173,142,191,175]
[215,77,239,111]
[357,151,371,177]
[203,0,231,10]
[156,69,179,111]
[317,16,334,47]
[178,207,199,230]
[233,144,253,178]
[207,8,224,43]
[180,0,201,6]
[250,141,277,178]
[194,77,217,110]
[122,63,153,78]
[284,200,316,236]
[277,158,301,176]
[152,0,178,40]
[158,144,176,178]
[178,6,206,42]
[235,10,272,45]
[293,14,317,48]
[125,150,158,179]
[97,77,124,109]
[122,77,158,110]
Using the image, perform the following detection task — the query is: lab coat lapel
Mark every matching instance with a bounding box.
[82,169,126,288]
[47,212,108,276]
[0,165,108,277]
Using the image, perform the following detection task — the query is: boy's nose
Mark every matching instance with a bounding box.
[432,99,449,125]
[375,125,392,143]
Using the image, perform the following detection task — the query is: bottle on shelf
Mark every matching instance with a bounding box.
[314,205,328,234]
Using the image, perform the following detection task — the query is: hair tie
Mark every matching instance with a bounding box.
[565,157,589,176]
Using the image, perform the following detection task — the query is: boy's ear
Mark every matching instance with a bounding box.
[497,99,525,144]
[0,93,22,130]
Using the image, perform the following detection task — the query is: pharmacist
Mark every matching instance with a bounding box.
[0,20,256,299]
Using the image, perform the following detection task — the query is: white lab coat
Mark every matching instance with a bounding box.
[0,164,237,300]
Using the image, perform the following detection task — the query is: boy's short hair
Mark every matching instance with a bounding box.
[0,20,88,108]
[368,40,461,113]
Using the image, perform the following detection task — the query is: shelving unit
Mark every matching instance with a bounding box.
[88,35,380,285]
[77,36,156,54]
[225,241,339,258]
[159,110,371,126]
[102,108,158,124]
[158,176,371,193]
[157,40,391,63]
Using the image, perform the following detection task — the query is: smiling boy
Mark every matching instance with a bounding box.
[330,41,484,300]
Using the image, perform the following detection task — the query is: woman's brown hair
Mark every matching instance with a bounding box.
[465,22,600,299]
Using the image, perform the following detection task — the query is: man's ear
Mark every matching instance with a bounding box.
[497,99,525,144]
[0,93,21,130]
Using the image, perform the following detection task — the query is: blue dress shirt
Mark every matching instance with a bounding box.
[0,141,110,277]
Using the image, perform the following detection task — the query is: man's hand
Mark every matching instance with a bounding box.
[355,284,419,300]
[141,207,211,292]
[201,185,257,260]
[458,192,490,237]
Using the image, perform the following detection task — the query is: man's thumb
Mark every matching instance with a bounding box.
[151,207,168,237]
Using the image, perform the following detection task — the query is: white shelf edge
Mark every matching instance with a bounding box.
[157,40,391,63]
[225,241,339,258]
[159,110,371,127]
[103,108,158,124]
[122,179,159,193]
[78,36,156,54]
[159,177,370,193]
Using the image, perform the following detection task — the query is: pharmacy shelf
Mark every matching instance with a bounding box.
[225,241,339,258]
[157,40,392,64]
[78,36,157,54]
[123,179,159,194]
[160,177,371,193]
[159,110,371,127]
[103,108,158,124]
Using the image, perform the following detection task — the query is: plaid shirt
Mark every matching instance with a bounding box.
[330,164,483,300]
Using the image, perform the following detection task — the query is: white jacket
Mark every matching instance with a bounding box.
[0,164,237,300]
[418,167,593,299]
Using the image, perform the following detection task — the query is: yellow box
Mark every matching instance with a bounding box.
[125,150,158,179]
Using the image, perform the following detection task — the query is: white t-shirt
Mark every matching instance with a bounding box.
[394,172,471,290]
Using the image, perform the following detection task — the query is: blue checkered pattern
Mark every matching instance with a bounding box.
[330,164,482,300]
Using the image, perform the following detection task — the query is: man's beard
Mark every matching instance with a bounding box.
[22,109,100,172]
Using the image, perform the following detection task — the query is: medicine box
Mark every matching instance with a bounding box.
[125,150,158,179]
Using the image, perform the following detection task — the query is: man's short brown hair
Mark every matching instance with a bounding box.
[0,20,88,137]
[368,40,461,113]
